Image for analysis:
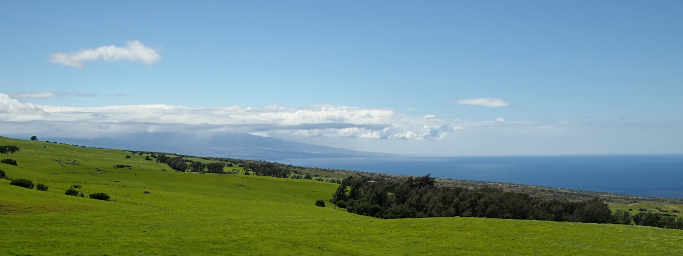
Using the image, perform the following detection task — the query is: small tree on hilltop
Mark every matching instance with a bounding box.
[30,136,38,141]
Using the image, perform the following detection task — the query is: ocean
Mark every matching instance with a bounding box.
[284,155,683,199]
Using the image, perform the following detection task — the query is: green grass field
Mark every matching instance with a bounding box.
[1,137,682,255]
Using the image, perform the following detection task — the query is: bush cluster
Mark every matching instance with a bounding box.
[156,155,187,171]
[632,212,683,229]
[1,159,17,166]
[241,161,292,178]
[0,169,5,179]
[65,188,80,196]
[332,175,613,223]
[36,183,48,191]
[315,200,326,207]
[65,185,84,197]
[206,162,225,173]
[0,145,19,154]
[330,175,683,230]
[89,193,110,201]
[10,178,34,189]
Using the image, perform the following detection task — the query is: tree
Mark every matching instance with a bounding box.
[190,161,204,172]
[675,218,683,230]
[613,210,632,225]
[330,175,619,225]
[30,136,38,141]
[157,155,188,172]
[206,162,225,173]
[633,212,661,227]
[573,198,613,223]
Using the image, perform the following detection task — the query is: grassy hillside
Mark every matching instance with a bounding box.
[1,137,682,255]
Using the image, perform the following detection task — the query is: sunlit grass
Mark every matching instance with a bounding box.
[1,137,681,255]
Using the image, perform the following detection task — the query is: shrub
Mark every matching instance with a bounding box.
[10,178,34,189]
[206,162,225,173]
[315,200,326,207]
[114,164,132,169]
[1,159,17,166]
[0,169,5,179]
[65,188,80,196]
[36,183,48,191]
[30,136,38,141]
[0,145,19,154]
[336,200,347,209]
[125,155,131,159]
[89,193,110,201]
[612,209,632,224]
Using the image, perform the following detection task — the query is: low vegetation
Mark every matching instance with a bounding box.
[0,145,19,154]
[36,183,48,191]
[1,159,17,166]
[64,186,84,197]
[89,192,110,201]
[9,178,34,189]
[332,175,612,222]
[331,175,683,230]
[1,136,682,255]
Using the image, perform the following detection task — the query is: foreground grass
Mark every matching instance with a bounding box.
[1,137,682,255]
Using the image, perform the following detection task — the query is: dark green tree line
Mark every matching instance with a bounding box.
[332,175,615,224]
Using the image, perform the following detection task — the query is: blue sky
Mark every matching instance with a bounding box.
[1,0,682,155]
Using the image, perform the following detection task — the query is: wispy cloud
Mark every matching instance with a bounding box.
[50,41,160,68]
[457,98,509,107]
[11,91,56,99]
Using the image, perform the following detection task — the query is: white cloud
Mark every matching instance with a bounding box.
[0,93,466,140]
[11,91,57,99]
[496,117,505,122]
[50,41,160,68]
[0,94,47,121]
[457,98,509,107]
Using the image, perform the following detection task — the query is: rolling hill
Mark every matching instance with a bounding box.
[0,136,682,255]
[40,132,385,161]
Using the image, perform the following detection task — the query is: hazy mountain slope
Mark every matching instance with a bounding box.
[43,132,382,161]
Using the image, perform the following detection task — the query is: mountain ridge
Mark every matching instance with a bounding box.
[40,132,388,161]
